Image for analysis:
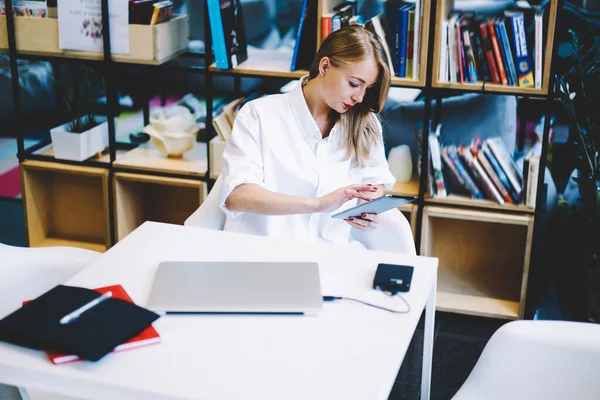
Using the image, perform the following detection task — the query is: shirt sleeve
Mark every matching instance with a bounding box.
[219,103,265,218]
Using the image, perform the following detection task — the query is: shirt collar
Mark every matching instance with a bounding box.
[288,75,323,142]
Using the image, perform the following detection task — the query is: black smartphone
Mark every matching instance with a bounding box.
[373,263,414,293]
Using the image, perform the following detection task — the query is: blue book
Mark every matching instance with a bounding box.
[207,0,229,70]
[505,11,534,87]
[497,19,518,87]
[291,0,309,71]
[397,6,410,78]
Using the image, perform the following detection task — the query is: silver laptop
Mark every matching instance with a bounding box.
[146,261,323,315]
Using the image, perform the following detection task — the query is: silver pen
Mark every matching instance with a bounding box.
[59,291,113,325]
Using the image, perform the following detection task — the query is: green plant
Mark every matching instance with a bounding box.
[55,67,104,133]
[555,27,600,320]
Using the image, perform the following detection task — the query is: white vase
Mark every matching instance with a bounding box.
[388,145,413,183]
[50,116,109,161]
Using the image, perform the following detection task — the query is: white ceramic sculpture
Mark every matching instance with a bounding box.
[143,105,203,157]
[388,145,413,183]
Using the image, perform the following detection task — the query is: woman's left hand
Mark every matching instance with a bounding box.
[345,213,380,231]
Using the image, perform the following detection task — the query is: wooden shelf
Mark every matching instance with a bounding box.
[35,237,107,253]
[386,180,420,197]
[113,172,207,241]
[33,144,114,164]
[431,0,558,95]
[21,160,111,252]
[114,142,208,177]
[0,15,189,65]
[437,288,520,320]
[421,205,534,318]
[209,48,308,79]
[426,194,535,214]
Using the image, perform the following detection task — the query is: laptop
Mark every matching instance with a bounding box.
[146,261,323,315]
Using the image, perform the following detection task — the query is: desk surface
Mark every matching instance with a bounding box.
[0,222,438,400]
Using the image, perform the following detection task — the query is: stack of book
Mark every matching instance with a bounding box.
[439,0,551,88]
[320,0,424,80]
[429,128,540,208]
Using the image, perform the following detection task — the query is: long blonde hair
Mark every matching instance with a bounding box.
[308,25,391,166]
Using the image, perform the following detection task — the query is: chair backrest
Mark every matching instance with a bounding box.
[452,320,600,400]
[0,243,101,319]
[184,175,226,230]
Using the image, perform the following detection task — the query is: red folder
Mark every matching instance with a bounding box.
[24,284,160,365]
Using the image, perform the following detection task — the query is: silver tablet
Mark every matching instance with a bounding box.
[331,195,417,219]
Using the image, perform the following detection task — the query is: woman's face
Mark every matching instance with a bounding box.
[321,56,379,114]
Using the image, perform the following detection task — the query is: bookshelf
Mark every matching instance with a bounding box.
[431,0,558,95]
[5,0,561,320]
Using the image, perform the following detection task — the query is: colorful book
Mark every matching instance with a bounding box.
[505,11,534,87]
[24,285,161,365]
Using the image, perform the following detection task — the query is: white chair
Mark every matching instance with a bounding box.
[184,176,416,255]
[452,320,600,400]
[0,243,101,400]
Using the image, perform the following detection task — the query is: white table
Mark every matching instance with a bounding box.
[0,222,438,400]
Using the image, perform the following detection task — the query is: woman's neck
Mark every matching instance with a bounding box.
[302,78,333,123]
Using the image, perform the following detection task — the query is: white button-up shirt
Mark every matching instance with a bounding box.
[219,76,396,247]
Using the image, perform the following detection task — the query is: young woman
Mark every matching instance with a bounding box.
[219,25,395,247]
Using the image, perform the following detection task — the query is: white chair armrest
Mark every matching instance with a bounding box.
[184,176,226,230]
[350,208,416,255]
[0,243,101,319]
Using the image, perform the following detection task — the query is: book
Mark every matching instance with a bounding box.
[429,124,447,197]
[56,0,129,54]
[290,0,317,71]
[208,0,248,70]
[24,285,160,365]
[505,11,534,88]
[0,0,47,17]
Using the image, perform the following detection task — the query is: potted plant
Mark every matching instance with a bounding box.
[555,28,600,322]
[50,67,109,161]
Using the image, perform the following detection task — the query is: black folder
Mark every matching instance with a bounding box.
[0,285,160,361]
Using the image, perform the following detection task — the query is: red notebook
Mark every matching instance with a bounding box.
[24,284,161,365]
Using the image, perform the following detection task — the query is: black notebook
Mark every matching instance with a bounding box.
[0,285,160,362]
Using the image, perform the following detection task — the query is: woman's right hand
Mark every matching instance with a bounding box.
[316,184,378,213]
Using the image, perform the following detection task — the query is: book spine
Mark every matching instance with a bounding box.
[469,22,489,82]
[477,149,513,203]
[395,8,402,75]
[535,12,543,88]
[461,27,478,83]
[412,0,422,79]
[290,0,309,72]
[483,145,520,203]
[449,145,484,199]
[398,7,409,78]
[460,145,504,204]
[512,13,534,88]
[321,14,332,41]
[441,146,470,195]
[498,19,518,86]
[429,132,447,197]
[488,20,508,85]
[406,9,415,78]
[207,0,229,69]
[480,22,500,83]
[456,17,465,83]
[439,20,449,81]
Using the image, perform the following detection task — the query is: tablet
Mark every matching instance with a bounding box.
[331,195,417,219]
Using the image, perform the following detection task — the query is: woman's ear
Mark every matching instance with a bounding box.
[319,57,330,76]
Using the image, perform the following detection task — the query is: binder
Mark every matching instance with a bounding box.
[0,285,160,362]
